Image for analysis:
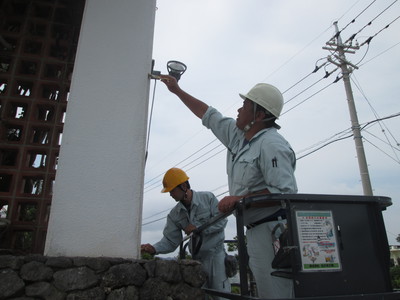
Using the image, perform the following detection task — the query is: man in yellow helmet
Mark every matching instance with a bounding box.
[141,168,231,299]
[160,75,297,299]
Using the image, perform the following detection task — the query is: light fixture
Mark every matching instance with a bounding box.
[167,60,187,81]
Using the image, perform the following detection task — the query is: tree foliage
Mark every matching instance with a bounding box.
[390,265,400,289]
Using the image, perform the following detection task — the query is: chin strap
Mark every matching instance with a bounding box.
[179,185,189,201]
[243,103,258,132]
[244,104,276,132]
[243,121,255,132]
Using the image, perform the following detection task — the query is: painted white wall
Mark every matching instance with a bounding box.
[44,0,156,258]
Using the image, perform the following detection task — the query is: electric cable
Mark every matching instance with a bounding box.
[361,112,400,130]
[144,145,226,194]
[341,0,376,35]
[144,63,346,194]
[142,216,167,226]
[281,60,327,95]
[351,74,400,161]
[363,127,400,152]
[142,207,173,221]
[144,1,386,191]
[297,112,400,161]
[216,190,229,198]
[180,143,225,170]
[283,66,337,106]
[143,112,400,226]
[145,79,158,164]
[281,81,337,116]
[363,128,400,153]
[363,136,400,164]
[143,3,399,227]
[359,15,400,47]
[146,1,399,181]
[354,43,370,66]
[185,147,226,172]
[144,139,221,192]
[297,134,354,160]
[144,148,226,194]
[210,184,229,194]
[145,68,343,193]
[347,0,398,42]
[260,24,334,82]
[296,127,353,156]
[145,126,212,175]
[361,113,400,165]
[144,67,336,191]
[358,41,400,67]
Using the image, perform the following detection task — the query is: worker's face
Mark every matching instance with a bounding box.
[169,185,185,202]
[236,99,254,130]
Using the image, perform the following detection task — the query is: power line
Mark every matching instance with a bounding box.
[143,112,400,226]
[363,136,400,164]
[144,73,339,193]
[260,22,334,82]
[143,2,400,223]
[351,74,400,161]
[296,127,353,156]
[144,139,221,190]
[345,0,398,43]
[142,215,167,226]
[297,134,354,160]
[341,0,377,36]
[181,143,225,170]
[358,40,400,67]
[146,2,400,193]
[361,112,400,129]
[297,112,400,160]
[359,15,400,47]
[142,207,173,221]
[144,146,226,194]
[144,40,400,194]
[282,81,337,116]
[145,79,158,164]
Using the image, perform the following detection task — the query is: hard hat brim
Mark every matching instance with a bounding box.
[161,187,171,193]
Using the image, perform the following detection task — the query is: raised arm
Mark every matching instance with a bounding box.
[160,75,209,119]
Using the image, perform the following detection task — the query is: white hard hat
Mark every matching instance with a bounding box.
[239,83,284,118]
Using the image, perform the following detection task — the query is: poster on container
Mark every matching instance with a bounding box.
[296,210,341,272]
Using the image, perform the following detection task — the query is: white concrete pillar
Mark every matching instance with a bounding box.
[44,0,156,258]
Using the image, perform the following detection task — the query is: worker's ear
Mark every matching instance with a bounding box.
[179,184,187,192]
[255,110,267,121]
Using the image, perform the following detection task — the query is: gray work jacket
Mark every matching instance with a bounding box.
[153,190,227,256]
[202,106,297,224]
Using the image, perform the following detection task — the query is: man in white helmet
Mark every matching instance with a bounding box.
[160,75,297,299]
[141,168,230,300]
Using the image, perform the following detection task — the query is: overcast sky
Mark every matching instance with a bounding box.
[141,0,400,255]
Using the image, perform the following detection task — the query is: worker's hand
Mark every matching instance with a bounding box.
[140,243,156,254]
[184,224,197,235]
[160,74,180,94]
[218,196,242,213]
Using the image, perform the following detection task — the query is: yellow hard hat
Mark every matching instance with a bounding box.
[161,168,189,193]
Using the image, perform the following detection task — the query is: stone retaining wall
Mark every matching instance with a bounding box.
[0,255,207,300]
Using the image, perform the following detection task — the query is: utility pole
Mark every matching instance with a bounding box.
[323,21,373,196]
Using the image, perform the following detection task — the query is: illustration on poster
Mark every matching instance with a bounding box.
[303,244,320,263]
[324,220,334,239]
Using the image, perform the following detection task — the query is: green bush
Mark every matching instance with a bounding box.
[141,252,154,260]
[390,265,400,289]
